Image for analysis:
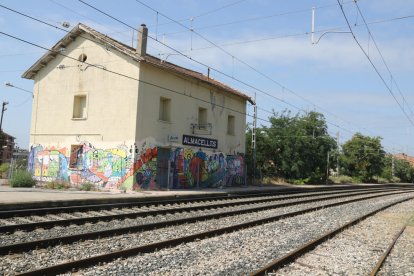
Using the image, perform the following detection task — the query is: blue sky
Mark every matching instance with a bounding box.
[0,0,413,155]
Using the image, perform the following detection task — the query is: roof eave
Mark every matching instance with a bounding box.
[141,57,254,105]
[22,25,82,80]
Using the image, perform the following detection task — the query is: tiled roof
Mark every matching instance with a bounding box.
[394,153,414,167]
[22,23,254,104]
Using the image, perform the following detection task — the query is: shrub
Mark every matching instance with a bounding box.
[0,163,9,178]
[44,181,56,189]
[10,170,36,188]
[329,175,354,184]
[390,176,401,183]
[291,177,311,185]
[79,182,95,191]
[377,177,389,184]
[44,180,70,190]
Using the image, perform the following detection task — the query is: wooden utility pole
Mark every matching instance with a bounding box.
[0,102,8,130]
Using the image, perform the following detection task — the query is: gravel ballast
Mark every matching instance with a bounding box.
[0,192,412,275]
[275,199,414,275]
[0,190,392,246]
[377,220,414,275]
[71,193,414,276]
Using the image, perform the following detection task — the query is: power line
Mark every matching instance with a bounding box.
[147,0,248,29]
[191,0,248,20]
[1,6,408,153]
[4,2,402,150]
[165,9,414,38]
[76,0,312,112]
[163,2,350,37]
[0,3,293,124]
[134,0,361,134]
[0,30,273,124]
[353,1,414,118]
[81,0,359,137]
[48,0,134,42]
[336,0,414,129]
[78,0,393,139]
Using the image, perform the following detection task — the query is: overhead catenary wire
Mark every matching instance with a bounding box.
[0,30,272,124]
[147,0,248,29]
[2,3,409,153]
[76,0,359,136]
[3,12,414,58]
[353,1,414,118]
[336,0,414,129]
[47,0,133,42]
[133,0,363,136]
[54,1,412,150]
[190,0,248,20]
[176,11,414,51]
[0,1,294,123]
[0,3,301,123]
[162,1,354,37]
[75,1,311,112]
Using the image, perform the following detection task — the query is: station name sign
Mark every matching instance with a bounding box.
[182,135,218,149]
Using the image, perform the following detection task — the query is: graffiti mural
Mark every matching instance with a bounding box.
[29,142,245,190]
[133,146,158,190]
[29,145,69,182]
[170,148,245,188]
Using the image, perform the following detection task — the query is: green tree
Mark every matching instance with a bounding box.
[382,155,414,183]
[340,133,385,182]
[246,110,337,183]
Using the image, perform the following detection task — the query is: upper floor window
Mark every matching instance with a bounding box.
[198,107,207,128]
[227,115,235,135]
[159,97,171,122]
[73,95,87,119]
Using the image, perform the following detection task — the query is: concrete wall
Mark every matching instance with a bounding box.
[28,33,247,190]
[28,34,140,188]
[30,33,139,147]
[132,63,247,189]
[136,63,246,154]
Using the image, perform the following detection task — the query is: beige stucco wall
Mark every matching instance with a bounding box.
[30,33,139,148]
[136,63,247,154]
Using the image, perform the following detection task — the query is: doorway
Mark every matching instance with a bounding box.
[156,147,170,189]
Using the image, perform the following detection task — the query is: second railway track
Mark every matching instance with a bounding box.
[0,186,413,275]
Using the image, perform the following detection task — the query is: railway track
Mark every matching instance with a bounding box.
[0,189,407,253]
[0,186,412,275]
[0,187,400,233]
[252,195,414,276]
[371,215,413,276]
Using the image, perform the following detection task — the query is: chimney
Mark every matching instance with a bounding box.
[137,24,148,56]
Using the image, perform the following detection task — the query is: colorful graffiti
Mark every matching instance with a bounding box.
[29,144,133,189]
[133,146,158,190]
[29,146,69,182]
[29,142,245,190]
[170,148,245,188]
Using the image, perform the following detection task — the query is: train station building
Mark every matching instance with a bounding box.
[23,23,253,190]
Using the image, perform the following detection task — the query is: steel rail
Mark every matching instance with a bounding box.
[0,187,357,217]
[0,185,404,216]
[0,188,398,233]
[0,190,294,217]
[250,198,414,275]
[15,192,414,275]
[1,190,409,255]
[369,216,412,276]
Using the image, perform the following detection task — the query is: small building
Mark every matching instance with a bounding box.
[0,131,15,165]
[394,153,414,168]
[23,23,253,190]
